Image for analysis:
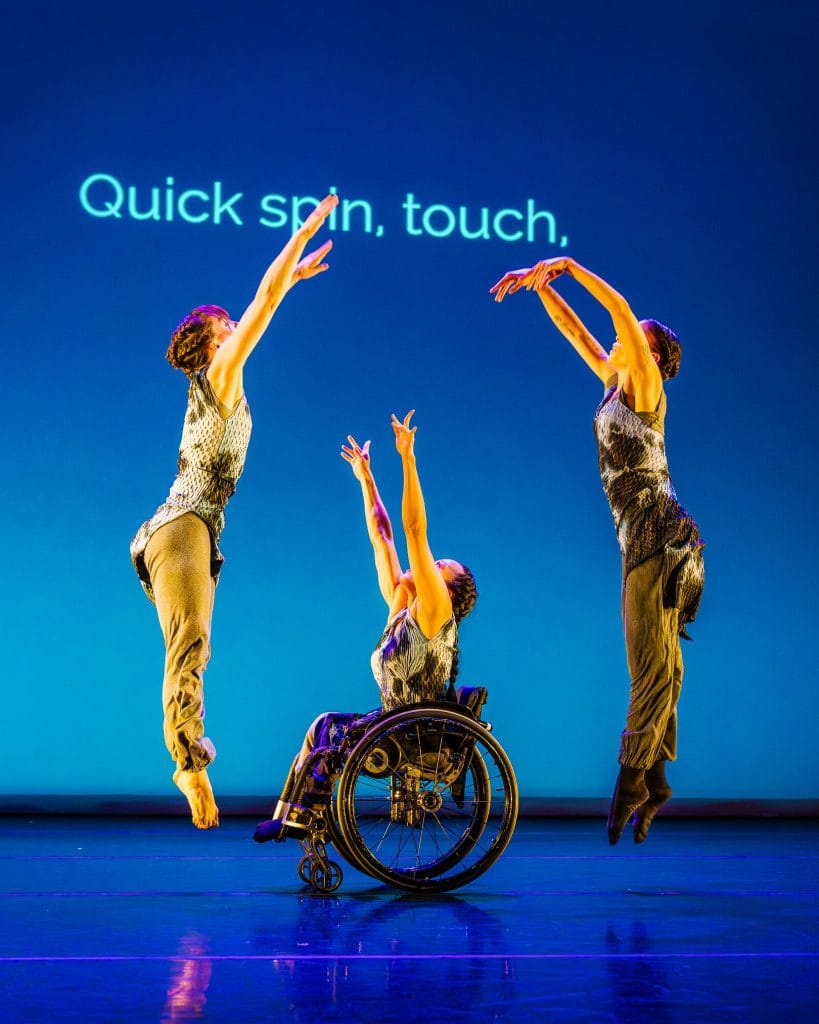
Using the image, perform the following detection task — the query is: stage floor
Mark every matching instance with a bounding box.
[1,816,817,1022]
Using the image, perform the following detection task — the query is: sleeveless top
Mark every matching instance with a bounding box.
[130,370,253,601]
[593,380,704,632]
[371,609,458,711]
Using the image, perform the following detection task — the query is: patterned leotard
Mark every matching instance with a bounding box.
[130,370,252,600]
[289,610,460,802]
[371,609,458,711]
[593,382,704,632]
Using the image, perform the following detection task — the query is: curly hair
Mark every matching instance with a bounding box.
[165,304,229,375]
[643,319,682,380]
[447,564,478,688]
[448,564,478,624]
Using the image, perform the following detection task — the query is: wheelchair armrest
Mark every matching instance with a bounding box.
[454,685,488,720]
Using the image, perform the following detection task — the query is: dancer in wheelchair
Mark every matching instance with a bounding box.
[254,410,478,843]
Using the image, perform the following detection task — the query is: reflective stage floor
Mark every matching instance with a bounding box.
[1,816,817,1022]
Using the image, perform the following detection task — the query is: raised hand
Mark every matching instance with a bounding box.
[525,257,570,291]
[391,410,417,457]
[489,267,534,303]
[340,435,373,482]
[297,193,339,241]
[291,240,333,285]
[490,258,571,302]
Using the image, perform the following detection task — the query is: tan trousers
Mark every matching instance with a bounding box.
[620,552,683,769]
[143,513,217,772]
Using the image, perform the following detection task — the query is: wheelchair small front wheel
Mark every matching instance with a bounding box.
[297,855,313,885]
[310,859,343,893]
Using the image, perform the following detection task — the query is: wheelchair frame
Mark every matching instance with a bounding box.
[270,689,519,894]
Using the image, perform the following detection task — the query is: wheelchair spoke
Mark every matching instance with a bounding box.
[429,822,444,861]
[413,815,426,869]
[387,815,418,866]
[428,808,460,847]
[371,817,398,856]
[433,724,446,780]
[396,823,419,866]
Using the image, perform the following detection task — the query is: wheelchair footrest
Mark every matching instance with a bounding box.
[273,800,315,834]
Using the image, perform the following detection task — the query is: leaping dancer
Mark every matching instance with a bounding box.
[130,194,338,829]
[491,257,704,844]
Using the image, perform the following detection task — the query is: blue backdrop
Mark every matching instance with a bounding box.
[2,1,817,800]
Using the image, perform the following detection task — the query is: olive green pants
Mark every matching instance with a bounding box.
[619,552,683,769]
[143,513,217,773]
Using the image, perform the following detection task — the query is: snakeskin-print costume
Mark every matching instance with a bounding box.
[130,370,252,600]
[371,609,458,710]
[593,382,703,632]
[285,610,459,803]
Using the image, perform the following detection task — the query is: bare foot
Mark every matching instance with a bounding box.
[173,768,220,829]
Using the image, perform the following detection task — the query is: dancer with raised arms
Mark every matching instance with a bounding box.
[131,194,338,829]
[254,411,478,842]
[491,257,704,844]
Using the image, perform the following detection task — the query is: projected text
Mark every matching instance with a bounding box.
[78,174,568,246]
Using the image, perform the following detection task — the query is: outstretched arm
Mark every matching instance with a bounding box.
[558,259,658,383]
[492,257,662,402]
[392,411,453,638]
[536,284,611,382]
[341,437,402,606]
[492,260,609,381]
[207,194,338,407]
[530,259,661,387]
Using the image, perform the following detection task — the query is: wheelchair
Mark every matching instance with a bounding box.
[270,687,519,894]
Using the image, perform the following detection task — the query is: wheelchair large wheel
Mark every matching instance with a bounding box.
[335,705,518,893]
[324,803,356,866]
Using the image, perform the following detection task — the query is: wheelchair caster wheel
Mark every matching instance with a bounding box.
[297,856,313,885]
[310,859,343,893]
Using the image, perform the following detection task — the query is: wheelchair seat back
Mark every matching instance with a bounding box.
[453,685,488,720]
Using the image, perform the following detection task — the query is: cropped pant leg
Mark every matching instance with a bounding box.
[143,513,217,773]
[619,553,683,769]
[289,712,365,803]
[278,709,383,807]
